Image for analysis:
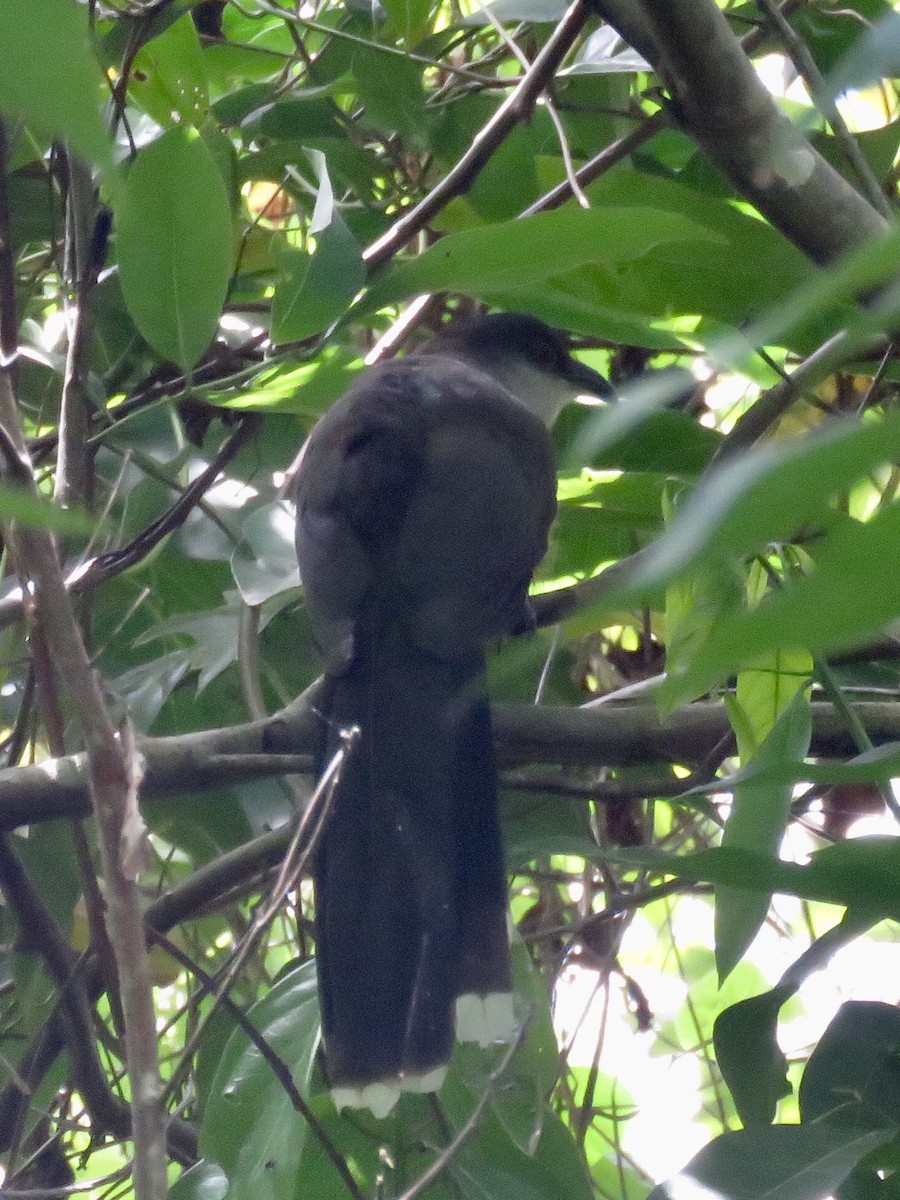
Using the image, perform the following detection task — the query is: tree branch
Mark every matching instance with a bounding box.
[363,0,591,270]
[0,696,897,830]
[0,158,168,1198]
[595,0,890,265]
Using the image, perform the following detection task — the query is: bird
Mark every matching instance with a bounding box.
[294,311,612,1118]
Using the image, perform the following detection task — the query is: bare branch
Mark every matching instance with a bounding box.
[0,696,897,830]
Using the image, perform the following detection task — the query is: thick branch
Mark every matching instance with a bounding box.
[0,371,167,1192]
[595,0,890,265]
[0,697,897,830]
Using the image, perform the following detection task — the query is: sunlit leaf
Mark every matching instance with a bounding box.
[649,1121,893,1200]
[117,125,233,369]
[365,207,723,307]
[129,14,209,127]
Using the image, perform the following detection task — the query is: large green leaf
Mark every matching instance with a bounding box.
[116,125,233,369]
[579,412,900,651]
[649,1121,895,1200]
[601,837,900,917]
[0,482,92,534]
[582,167,821,344]
[714,987,793,1127]
[271,151,364,343]
[697,740,900,794]
[664,499,900,707]
[452,1107,593,1200]
[171,1161,229,1200]
[650,413,900,591]
[199,960,321,1200]
[556,406,722,475]
[0,0,112,171]
[800,1001,900,1127]
[716,690,813,981]
[129,14,209,127]
[365,207,722,307]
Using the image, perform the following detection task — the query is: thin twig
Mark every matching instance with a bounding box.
[395,1027,527,1200]
[757,0,893,220]
[149,933,365,1200]
[363,0,591,270]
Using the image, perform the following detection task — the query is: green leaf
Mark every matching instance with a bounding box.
[715,691,813,981]
[582,166,820,347]
[556,406,722,475]
[800,1001,900,1127]
[352,44,427,138]
[0,482,93,534]
[649,1121,895,1200]
[714,590,814,983]
[714,987,793,1127]
[599,837,900,917]
[171,1161,229,1200]
[665,499,900,707]
[489,936,559,1154]
[271,152,364,343]
[247,98,343,141]
[230,501,300,606]
[203,348,360,415]
[704,741,900,793]
[365,207,723,308]
[199,960,321,1200]
[381,0,435,47]
[645,413,900,596]
[453,1107,593,1200]
[0,0,112,171]
[129,14,209,127]
[461,0,568,21]
[116,125,233,369]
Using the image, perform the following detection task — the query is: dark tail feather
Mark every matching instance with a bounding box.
[452,692,512,1002]
[313,621,511,1099]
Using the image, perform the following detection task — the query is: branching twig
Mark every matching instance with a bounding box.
[363,0,591,270]
[0,220,167,1200]
[395,1029,527,1200]
[0,834,129,1151]
[0,414,262,631]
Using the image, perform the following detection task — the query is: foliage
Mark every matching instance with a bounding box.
[0,1,898,1198]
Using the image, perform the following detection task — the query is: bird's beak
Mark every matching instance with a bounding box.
[563,355,615,401]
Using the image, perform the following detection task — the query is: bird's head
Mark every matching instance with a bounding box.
[424,311,614,426]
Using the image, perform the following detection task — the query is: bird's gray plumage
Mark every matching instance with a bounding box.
[294,312,610,1115]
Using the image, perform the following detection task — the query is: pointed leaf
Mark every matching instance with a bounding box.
[117,125,233,369]
[800,1001,900,1126]
[665,499,900,708]
[129,14,209,127]
[0,483,92,534]
[714,987,793,1127]
[200,960,321,1200]
[649,1122,894,1200]
[365,207,723,307]
[716,667,813,981]
[271,151,364,342]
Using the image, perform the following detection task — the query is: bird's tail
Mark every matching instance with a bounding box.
[312,618,513,1114]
